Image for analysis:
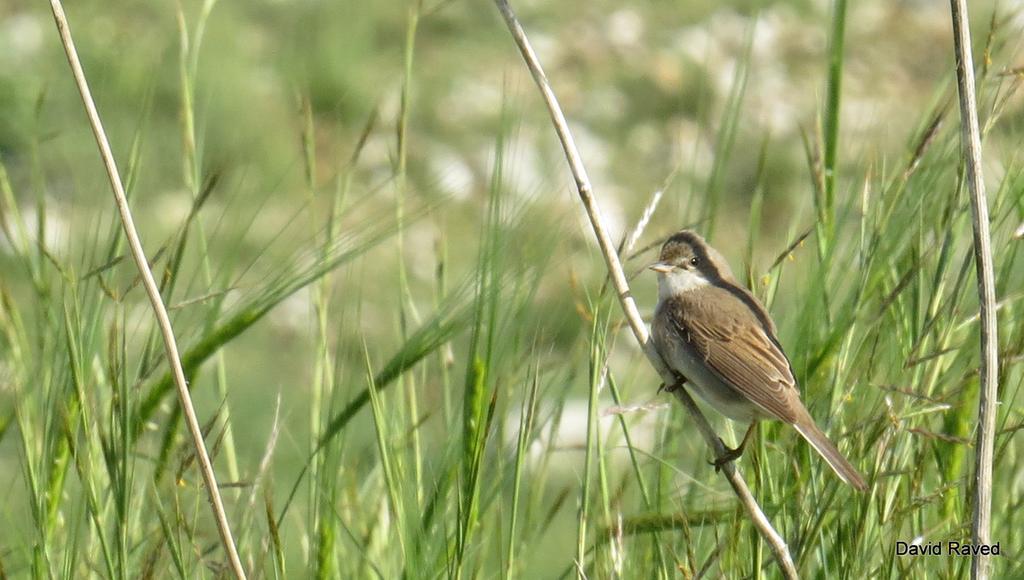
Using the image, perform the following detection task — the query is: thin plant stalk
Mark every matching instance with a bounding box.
[46,3,245,578]
[505,366,540,580]
[489,1,798,578]
[823,0,848,241]
[576,317,605,577]
[948,2,1000,579]
[397,1,426,514]
[174,0,241,489]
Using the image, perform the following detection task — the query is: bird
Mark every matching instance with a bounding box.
[649,229,867,491]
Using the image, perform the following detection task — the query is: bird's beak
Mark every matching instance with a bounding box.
[648,261,673,273]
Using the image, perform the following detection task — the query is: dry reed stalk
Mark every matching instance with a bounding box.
[47,2,246,578]
[490,1,799,577]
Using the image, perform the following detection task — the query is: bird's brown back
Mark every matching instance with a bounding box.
[665,287,804,424]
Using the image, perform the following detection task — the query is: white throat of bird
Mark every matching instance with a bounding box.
[657,269,709,300]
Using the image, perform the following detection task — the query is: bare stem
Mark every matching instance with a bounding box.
[490,1,798,578]
[47,3,246,578]
[948,2,1000,579]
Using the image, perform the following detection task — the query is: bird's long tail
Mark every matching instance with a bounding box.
[792,412,868,491]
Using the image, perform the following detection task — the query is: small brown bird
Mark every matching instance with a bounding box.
[650,230,867,491]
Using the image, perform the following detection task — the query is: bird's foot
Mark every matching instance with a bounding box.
[658,376,687,394]
[709,444,745,472]
[708,423,757,472]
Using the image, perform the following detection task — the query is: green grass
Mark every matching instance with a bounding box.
[1,0,1023,578]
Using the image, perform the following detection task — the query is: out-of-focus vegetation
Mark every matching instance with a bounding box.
[1,0,1022,577]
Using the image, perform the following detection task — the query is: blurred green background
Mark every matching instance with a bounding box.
[1,0,1023,578]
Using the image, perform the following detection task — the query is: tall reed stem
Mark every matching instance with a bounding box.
[948,2,1000,579]
[47,3,245,578]
[490,2,798,578]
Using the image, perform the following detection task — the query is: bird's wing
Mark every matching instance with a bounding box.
[666,290,802,424]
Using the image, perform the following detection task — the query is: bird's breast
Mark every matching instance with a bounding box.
[652,304,765,423]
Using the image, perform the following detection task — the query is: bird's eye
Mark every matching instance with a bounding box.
[689,257,699,267]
